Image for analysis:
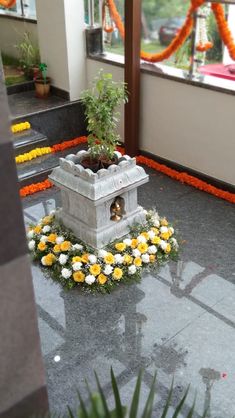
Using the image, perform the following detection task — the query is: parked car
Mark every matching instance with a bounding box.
[159,17,185,45]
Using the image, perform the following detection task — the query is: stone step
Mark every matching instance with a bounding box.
[13,129,49,156]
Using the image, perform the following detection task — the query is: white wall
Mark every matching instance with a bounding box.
[87,58,235,185]
[0,17,38,58]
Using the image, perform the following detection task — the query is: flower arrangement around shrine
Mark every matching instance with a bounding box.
[27,210,179,293]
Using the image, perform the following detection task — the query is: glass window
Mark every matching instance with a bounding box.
[0,0,36,19]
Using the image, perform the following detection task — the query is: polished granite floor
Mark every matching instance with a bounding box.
[22,167,235,418]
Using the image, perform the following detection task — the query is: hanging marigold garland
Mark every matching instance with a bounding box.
[102,0,114,34]
[0,0,16,8]
[196,4,213,53]
[212,2,235,61]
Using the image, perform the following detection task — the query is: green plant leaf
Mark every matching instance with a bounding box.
[141,372,156,418]
[171,385,190,418]
[185,394,196,418]
[67,405,75,418]
[129,370,143,418]
[110,367,125,418]
[76,389,89,418]
[94,371,111,418]
[160,377,174,418]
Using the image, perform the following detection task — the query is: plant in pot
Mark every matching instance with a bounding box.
[80,70,128,171]
[35,62,51,99]
[15,31,40,80]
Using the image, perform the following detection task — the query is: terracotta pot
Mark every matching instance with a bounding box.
[99,155,118,169]
[35,77,51,98]
[80,155,100,173]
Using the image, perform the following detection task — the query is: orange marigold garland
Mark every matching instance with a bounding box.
[20,179,53,198]
[0,0,16,8]
[51,136,87,153]
[212,3,235,61]
[102,0,114,34]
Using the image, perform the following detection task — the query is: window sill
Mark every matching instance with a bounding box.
[87,52,235,97]
[0,10,36,23]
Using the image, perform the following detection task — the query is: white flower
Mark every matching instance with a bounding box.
[143,209,148,215]
[40,235,48,243]
[160,240,167,251]
[114,254,124,264]
[98,249,107,258]
[41,256,47,266]
[148,245,157,254]
[148,230,155,239]
[88,254,97,264]
[171,238,178,249]
[104,265,113,275]
[42,225,51,233]
[27,230,34,239]
[59,254,68,265]
[160,226,168,233]
[132,248,141,258]
[28,240,35,251]
[169,227,174,235]
[128,265,137,275]
[72,243,83,251]
[142,254,150,263]
[123,238,132,246]
[85,274,96,285]
[56,236,64,244]
[137,235,147,244]
[50,209,56,215]
[72,262,82,271]
[152,214,160,227]
[61,268,72,279]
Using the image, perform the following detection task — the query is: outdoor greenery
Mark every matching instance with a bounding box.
[80,70,128,161]
[15,31,40,78]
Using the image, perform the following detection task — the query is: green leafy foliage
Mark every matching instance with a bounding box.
[15,31,40,77]
[80,70,128,160]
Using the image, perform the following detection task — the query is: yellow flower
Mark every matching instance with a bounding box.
[165,244,171,253]
[89,264,101,276]
[160,232,170,241]
[47,233,57,244]
[123,254,133,265]
[81,253,89,263]
[112,267,123,280]
[34,225,42,234]
[141,232,149,240]
[149,254,156,263]
[131,239,138,249]
[134,257,142,267]
[137,242,148,254]
[104,252,115,264]
[73,271,85,282]
[42,215,53,225]
[44,253,56,266]
[151,236,161,245]
[97,273,108,285]
[151,227,159,235]
[53,244,61,253]
[115,242,127,252]
[161,218,168,226]
[60,241,71,251]
[72,256,82,263]
[38,241,47,251]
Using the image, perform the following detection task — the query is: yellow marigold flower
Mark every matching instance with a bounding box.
[141,232,149,240]
[112,267,123,280]
[98,273,107,285]
[72,256,82,263]
[134,257,142,267]
[115,242,127,252]
[137,242,148,254]
[44,253,56,266]
[34,225,42,234]
[151,227,159,235]
[42,215,53,225]
[53,244,61,253]
[151,236,161,245]
[165,244,171,253]
[89,264,101,276]
[81,253,89,263]
[161,218,168,227]
[123,254,133,265]
[38,242,47,251]
[131,239,138,249]
[149,254,156,263]
[60,241,71,251]
[73,271,85,282]
[104,252,115,264]
[160,232,170,241]
[47,233,57,244]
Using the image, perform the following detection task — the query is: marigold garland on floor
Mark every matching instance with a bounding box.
[20,179,53,197]
[11,121,31,134]
[27,210,179,292]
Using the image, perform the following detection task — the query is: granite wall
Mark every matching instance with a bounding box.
[0,59,49,417]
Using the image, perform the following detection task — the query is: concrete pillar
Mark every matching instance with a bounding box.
[0,58,48,418]
[36,0,86,101]
[223,5,235,65]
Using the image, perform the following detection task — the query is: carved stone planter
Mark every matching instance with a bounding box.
[49,151,149,249]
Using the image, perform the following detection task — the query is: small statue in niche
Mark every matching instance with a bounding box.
[110,196,126,221]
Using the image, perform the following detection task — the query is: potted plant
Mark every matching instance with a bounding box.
[15,31,40,80]
[34,63,51,98]
[80,70,128,171]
